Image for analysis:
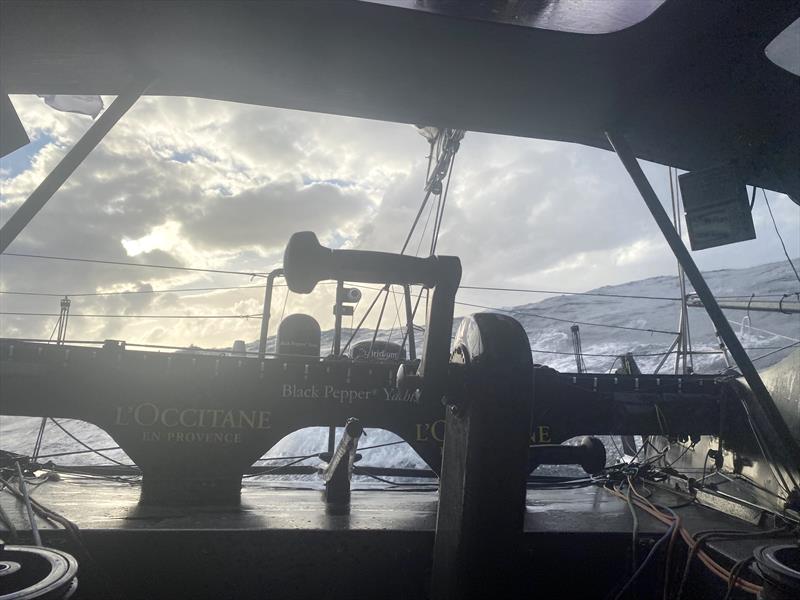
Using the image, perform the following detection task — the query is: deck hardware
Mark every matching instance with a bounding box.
[258,268,284,359]
[323,417,364,510]
[530,436,606,475]
[432,313,532,600]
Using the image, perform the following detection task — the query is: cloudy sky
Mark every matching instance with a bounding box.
[1,95,798,349]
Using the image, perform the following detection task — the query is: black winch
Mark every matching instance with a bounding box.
[0,540,78,599]
[754,544,800,600]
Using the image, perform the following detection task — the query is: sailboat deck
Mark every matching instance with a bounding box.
[2,474,672,533]
[0,475,779,599]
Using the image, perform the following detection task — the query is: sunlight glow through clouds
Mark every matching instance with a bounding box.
[1,94,797,349]
[121,221,183,257]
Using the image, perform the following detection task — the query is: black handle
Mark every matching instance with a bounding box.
[284,231,441,293]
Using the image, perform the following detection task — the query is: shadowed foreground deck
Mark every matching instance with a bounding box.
[0,475,781,599]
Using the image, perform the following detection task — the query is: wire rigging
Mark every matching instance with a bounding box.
[47,418,134,467]
[0,311,262,319]
[2,252,267,278]
[0,284,267,297]
[455,300,680,336]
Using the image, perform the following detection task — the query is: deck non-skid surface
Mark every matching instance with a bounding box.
[1,474,743,536]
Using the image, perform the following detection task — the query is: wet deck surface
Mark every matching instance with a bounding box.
[0,474,752,536]
[1,476,783,600]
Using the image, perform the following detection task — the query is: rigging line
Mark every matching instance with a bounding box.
[429,193,442,257]
[25,446,123,460]
[715,292,800,299]
[14,462,42,546]
[431,151,456,255]
[254,453,323,462]
[613,513,675,600]
[345,132,460,340]
[401,130,460,255]
[414,187,439,256]
[242,455,316,478]
[368,286,390,358]
[0,284,267,297]
[357,440,406,452]
[750,341,800,363]
[48,418,134,467]
[349,132,450,339]
[458,285,681,302]
[385,286,402,346]
[0,311,262,319]
[624,478,639,574]
[527,347,744,359]
[762,188,800,284]
[2,252,267,278]
[399,286,426,355]
[341,285,386,354]
[400,189,434,255]
[727,318,800,343]
[424,138,435,182]
[0,495,18,541]
[4,336,783,359]
[0,281,367,299]
[0,338,237,354]
[46,315,60,341]
[454,300,679,335]
[279,284,289,324]
[31,418,48,462]
[429,184,443,256]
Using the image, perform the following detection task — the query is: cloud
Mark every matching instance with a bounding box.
[1,94,797,348]
[180,178,372,252]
